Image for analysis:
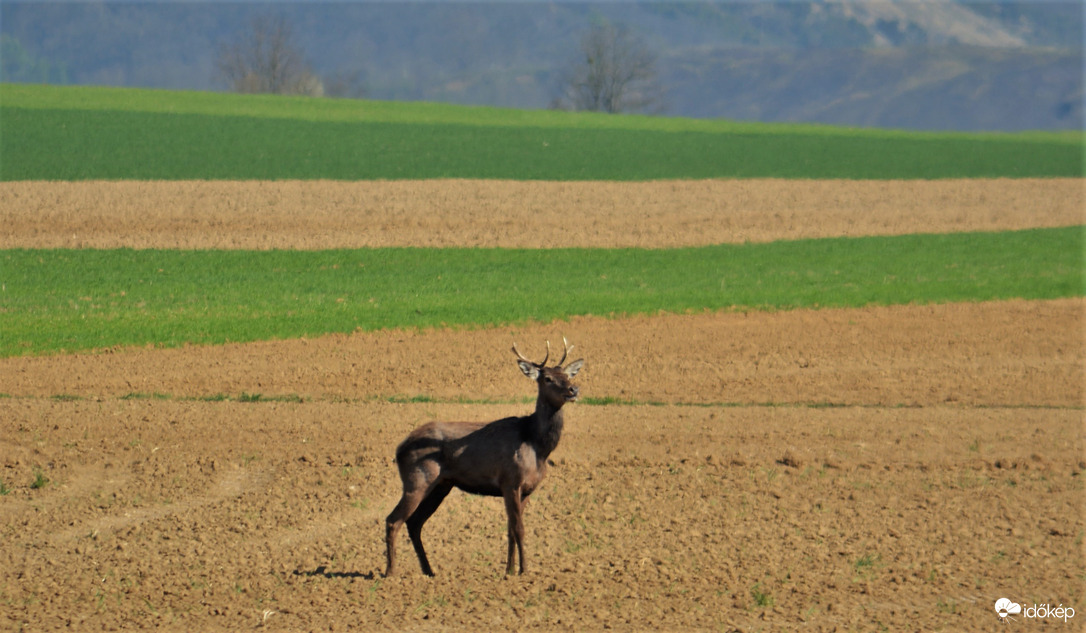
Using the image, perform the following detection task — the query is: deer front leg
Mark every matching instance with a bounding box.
[503,487,526,575]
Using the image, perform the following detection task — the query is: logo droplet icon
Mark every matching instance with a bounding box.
[995,597,1022,620]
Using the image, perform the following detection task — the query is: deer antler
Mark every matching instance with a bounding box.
[557,337,574,366]
[511,342,532,365]
[513,338,574,367]
[512,340,549,367]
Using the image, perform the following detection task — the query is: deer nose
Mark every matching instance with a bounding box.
[568,385,579,400]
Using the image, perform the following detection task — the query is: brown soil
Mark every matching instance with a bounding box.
[1,179,1083,632]
[2,299,1082,409]
[2,178,1083,249]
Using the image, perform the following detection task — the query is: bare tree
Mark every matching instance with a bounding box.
[215,14,322,96]
[555,22,663,114]
[324,69,367,99]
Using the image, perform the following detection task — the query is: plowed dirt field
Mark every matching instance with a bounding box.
[1,179,1083,632]
[2,178,1082,249]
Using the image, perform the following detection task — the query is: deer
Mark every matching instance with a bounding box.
[384,338,584,577]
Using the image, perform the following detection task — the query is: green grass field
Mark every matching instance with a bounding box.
[2,84,1082,357]
[2,84,1082,180]
[2,227,1081,357]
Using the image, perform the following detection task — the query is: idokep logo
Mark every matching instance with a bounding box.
[995,597,1076,623]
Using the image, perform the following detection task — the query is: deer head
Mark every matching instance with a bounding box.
[512,337,584,407]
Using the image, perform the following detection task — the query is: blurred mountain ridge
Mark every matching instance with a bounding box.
[2,1,1082,130]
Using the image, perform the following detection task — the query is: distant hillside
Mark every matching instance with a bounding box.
[1,1,1082,131]
[666,45,1082,130]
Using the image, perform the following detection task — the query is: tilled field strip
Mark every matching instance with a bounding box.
[2,178,1082,249]
[1,397,1081,632]
[2,299,1081,408]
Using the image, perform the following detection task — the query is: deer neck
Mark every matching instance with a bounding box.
[527,395,565,459]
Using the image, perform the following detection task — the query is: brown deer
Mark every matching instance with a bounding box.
[384,338,584,577]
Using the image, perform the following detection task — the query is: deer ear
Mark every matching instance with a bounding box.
[517,360,540,380]
[563,359,584,378]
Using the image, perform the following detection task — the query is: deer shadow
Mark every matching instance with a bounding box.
[293,565,374,581]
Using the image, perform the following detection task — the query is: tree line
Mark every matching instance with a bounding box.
[217,14,662,115]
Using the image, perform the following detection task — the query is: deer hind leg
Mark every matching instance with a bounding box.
[406,482,453,577]
[385,490,424,577]
[386,450,444,577]
[503,488,526,575]
[386,468,439,577]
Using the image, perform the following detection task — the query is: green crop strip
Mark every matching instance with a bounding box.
[2,84,1082,180]
[1,227,1081,357]
[4,107,1078,180]
[8,84,1081,139]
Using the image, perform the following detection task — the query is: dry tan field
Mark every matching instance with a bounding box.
[1,179,1083,632]
[2,178,1082,249]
